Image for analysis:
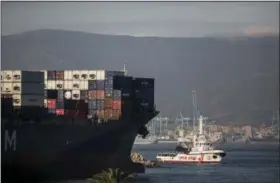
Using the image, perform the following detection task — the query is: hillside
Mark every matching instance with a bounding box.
[1,29,279,124]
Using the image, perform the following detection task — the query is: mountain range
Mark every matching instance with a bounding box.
[1,29,279,125]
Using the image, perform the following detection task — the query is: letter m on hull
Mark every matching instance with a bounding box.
[4,130,16,151]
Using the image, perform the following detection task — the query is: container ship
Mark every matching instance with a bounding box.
[1,69,159,182]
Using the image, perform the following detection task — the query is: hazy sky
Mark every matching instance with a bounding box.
[1,2,279,37]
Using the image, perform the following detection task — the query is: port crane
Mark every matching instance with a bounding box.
[175,112,191,129]
[150,116,169,135]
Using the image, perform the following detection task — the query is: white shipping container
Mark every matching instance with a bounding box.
[64,81,73,90]
[44,99,47,108]
[1,83,4,93]
[44,80,48,89]
[96,70,105,80]
[47,80,56,90]
[55,80,64,90]
[88,70,97,80]
[80,70,89,80]
[12,70,44,83]
[3,70,13,82]
[12,94,44,107]
[72,81,80,89]
[64,91,72,100]
[12,82,44,95]
[72,70,80,80]
[72,90,81,100]
[80,81,89,90]
[1,71,3,81]
[2,82,13,94]
[64,70,73,80]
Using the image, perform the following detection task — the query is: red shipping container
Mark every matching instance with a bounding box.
[112,100,121,110]
[65,109,86,118]
[88,90,97,100]
[56,109,64,116]
[47,99,56,109]
[104,98,113,108]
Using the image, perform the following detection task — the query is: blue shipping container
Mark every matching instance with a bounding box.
[88,100,97,110]
[57,90,64,101]
[96,99,104,110]
[97,80,105,90]
[105,89,113,98]
[47,71,56,80]
[88,109,97,116]
[48,108,56,114]
[56,100,64,109]
[88,80,97,90]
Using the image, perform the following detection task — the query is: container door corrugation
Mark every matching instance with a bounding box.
[47,71,56,80]
[97,110,105,118]
[105,89,113,98]
[96,90,105,100]
[56,109,64,116]
[57,90,64,101]
[56,100,64,109]
[2,83,13,94]
[47,81,56,90]
[96,99,105,110]
[112,100,121,110]
[88,100,97,109]
[88,90,97,100]
[104,98,113,108]
[72,70,81,80]
[80,70,89,80]
[47,99,56,109]
[80,81,89,90]
[88,80,97,90]
[55,71,64,80]
[2,70,13,82]
[96,70,105,80]
[64,81,73,90]
[72,81,80,89]
[96,80,105,90]
[56,80,64,90]
[47,90,58,99]
[72,90,81,100]
[88,70,97,80]
[64,70,73,80]
[80,90,89,100]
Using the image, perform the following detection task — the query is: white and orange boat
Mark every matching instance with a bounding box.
[156,116,226,164]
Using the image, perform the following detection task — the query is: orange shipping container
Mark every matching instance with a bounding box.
[96,90,105,100]
[88,90,97,100]
[55,71,64,80]
[104,98,113,108]
[104,109,113,119]
[97,110,104,118]
[112,109,121,120]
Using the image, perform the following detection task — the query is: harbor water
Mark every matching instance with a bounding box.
[55,143,279,183]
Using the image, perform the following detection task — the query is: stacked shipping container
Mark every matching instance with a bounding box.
[1,70,45,118]
[44,70,127,120]
[1,69,156,121]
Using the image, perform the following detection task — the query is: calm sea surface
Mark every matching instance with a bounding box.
[59,143,279,183]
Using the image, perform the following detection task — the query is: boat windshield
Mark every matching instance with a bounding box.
[157,153,176,157]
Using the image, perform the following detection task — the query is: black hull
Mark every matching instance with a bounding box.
[1,111,159,182]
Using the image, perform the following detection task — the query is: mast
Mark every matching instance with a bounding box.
[123,60,128,76]
[199,116,203,135]
[192,90,198,133]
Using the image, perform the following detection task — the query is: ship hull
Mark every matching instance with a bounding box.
[1,111,159,182]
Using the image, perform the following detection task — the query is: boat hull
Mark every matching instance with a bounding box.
[2,111,159,182]
[156,151,226,164]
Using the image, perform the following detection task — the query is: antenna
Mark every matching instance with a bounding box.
[123,60,128,76]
